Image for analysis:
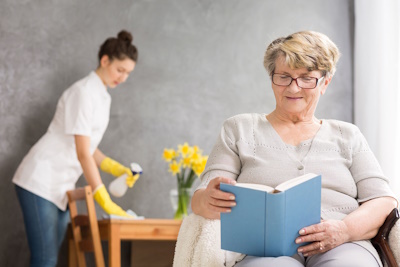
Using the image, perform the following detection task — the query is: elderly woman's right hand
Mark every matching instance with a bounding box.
[191,177,237,220]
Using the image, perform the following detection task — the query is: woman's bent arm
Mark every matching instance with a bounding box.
[343,196,398,241]
[75,135,102,190]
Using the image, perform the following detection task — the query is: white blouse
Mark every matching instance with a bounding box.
[13,71,111,211]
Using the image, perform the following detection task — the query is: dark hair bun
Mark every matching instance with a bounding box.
[98,30,138,62]
[117,30,133,44]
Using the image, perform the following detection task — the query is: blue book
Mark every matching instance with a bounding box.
[220,173,321,257]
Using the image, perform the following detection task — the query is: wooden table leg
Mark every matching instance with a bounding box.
[68,235,77,267]
[108,222,121,267]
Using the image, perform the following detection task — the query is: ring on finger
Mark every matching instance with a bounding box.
[319,241,323,251]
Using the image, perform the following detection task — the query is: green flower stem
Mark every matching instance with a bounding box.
[184,169,196,188]
[173,168,199,219]
[174,187,191,219]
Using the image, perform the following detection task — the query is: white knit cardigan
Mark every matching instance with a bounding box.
[173,113,398,266]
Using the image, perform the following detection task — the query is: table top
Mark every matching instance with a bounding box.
[98,218,182,225]
[97,218,182,241]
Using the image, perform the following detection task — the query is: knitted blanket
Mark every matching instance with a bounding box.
[173,213,245,267]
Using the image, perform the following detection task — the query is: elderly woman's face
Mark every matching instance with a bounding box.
[271,57,330,118]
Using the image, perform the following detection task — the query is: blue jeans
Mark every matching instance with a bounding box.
[15,185,70,267]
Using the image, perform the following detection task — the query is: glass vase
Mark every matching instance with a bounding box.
[170,187,192,219]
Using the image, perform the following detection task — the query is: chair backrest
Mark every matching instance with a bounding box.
[67,186,105,267]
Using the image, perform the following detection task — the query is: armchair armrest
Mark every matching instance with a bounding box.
[371,208,399,267]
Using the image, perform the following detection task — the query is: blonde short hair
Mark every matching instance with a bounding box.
[264,31,340,77]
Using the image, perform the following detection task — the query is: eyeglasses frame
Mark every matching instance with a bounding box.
[271,73,325,89]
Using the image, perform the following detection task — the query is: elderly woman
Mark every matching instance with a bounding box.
[191,31,398,267]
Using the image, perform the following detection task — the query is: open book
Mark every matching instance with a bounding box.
[220,173,321,257]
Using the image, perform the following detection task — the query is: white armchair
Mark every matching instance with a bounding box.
[173,209,399,267]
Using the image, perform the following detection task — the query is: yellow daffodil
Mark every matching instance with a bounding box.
[201,155,208,167]
[190,150,200,161]
[163,142,209,219]
[192,165,201,176]
[163,148,176,162]
[169,160,181,175]
[178,142,192,157]
[182,156,192,168]
[193,145,202,154]
[192,155,208,176]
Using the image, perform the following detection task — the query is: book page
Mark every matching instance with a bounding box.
[234,183,275,193]
[274,173,318,192]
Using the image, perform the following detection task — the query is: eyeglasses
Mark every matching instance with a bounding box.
[272,73,325,89]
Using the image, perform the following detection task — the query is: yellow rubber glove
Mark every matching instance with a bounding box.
[93,184,133,217]
[100,157,139,188]
[126,174,140,188]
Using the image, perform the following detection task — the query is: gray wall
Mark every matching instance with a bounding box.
[0,0,354,266]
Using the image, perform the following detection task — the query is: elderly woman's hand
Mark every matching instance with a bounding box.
[295,220,350,257]
[191,177,237,220]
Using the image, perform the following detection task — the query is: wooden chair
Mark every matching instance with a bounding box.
[371,208,399,267]
[67,186,105,267]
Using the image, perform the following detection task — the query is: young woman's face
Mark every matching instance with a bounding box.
[99,56,136,88]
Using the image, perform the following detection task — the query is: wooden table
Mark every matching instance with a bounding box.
[68,219,182,267]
